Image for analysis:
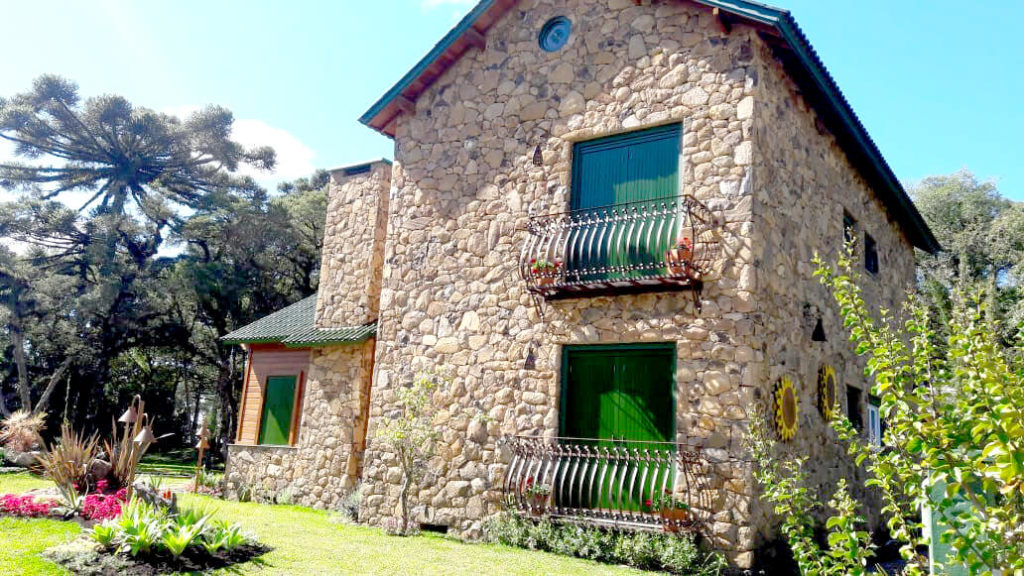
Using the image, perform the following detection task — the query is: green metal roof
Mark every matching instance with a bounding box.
[357,0,940,254]
[221,294,376,348]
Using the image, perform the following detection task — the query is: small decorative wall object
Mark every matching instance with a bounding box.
[773,376,799,442]
[538,16,572,52]
[818,364,837,422]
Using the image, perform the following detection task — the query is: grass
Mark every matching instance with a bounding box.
[0,472,656,575]
[0,471,52,494]
[0,517,80,575]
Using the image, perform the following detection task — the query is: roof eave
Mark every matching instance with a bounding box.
[687,2,940,253]
[358,0,503,137]
[359,0,940,253]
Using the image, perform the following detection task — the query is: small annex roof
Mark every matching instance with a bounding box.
[221,294,376,348]
[358,0,940,254]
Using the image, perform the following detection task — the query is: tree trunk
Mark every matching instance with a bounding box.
[32,358,72,416]
[399,449,411,534]
[215,347,241,459]
[10,318,31,411]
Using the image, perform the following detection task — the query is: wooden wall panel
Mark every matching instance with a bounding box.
[235,344,310,445]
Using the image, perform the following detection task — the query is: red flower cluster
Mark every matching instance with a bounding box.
[81,484,128,521]
[0,494,57,518]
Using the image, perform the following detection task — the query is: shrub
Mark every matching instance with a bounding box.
[90,497,254,559]
[0,493,57,517]
[192,470,223,496]
[805,247,1024,574]
[0,410,46,453]
[37,423,99,500]
[375,373,441,535]
[89,522,119,549]
[486,512,725,575]
[205,520,249,552]
[118,500,167,557]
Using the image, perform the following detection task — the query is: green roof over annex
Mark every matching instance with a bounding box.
[221,294,376,348]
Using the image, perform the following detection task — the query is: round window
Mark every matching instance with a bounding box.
[539,16,572,52]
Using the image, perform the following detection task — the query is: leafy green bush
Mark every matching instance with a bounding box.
[486,512,725,575]
[88,497,254,560]
[89,522,118,549]
[806,247,1024,574]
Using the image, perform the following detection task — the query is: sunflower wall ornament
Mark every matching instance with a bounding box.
[773,376,799,441]
[818,365,838,422]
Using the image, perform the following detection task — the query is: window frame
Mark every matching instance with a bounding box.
[846,384,863,431]
[558,342,677,445]
[867,395,883,448]
[255,371,305,447]
[864,232,879,275]
[842,210,857,245]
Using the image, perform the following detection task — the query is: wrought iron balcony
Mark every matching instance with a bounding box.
[519,195,719,300]
[502,435,721,532]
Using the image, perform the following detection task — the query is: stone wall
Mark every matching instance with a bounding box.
[316,161,392,329]
[748,39,917,537]
[226,340,375,509]
[360,0,763,565]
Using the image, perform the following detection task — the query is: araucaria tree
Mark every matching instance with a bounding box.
[0,75,275,426]
[375,374,441,535]
[751,245,1024,575]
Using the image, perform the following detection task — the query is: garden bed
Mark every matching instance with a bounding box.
[44,537,269,575]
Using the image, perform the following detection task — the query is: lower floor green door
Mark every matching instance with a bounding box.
[560,345,675,510]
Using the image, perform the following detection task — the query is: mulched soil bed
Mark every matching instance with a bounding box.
[44,538,270,575]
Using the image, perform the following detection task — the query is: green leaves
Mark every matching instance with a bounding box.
[810,247,1024,574]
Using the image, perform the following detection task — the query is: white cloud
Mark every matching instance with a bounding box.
[231,118,317,184]
[163,106,317,189]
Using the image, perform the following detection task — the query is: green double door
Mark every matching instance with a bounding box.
[559,345,676,511]
[560,344,676,446]
[569,124,682,282]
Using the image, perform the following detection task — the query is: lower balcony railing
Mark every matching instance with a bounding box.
[502,435,721,531]
[519,195,720,300]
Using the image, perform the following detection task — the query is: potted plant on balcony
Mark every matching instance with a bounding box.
[529,258,562,287]
[648,490,692,532]
[523,477,552,512]
[665,236,693,277]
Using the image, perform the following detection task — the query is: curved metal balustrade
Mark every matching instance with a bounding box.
[502,435,726,532]
[519,195,720,300]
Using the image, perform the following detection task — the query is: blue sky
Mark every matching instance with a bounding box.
[1,0,1021,201]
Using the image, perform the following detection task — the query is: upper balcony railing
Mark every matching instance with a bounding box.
[519,195,720,299]
[502,435,727,532]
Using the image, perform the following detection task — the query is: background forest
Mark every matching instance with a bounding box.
[0,76,327,458]
[1,76,1021,460]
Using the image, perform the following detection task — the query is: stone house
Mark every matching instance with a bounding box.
[222,0,939,567]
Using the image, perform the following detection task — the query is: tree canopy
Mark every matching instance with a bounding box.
[0,76,324,452]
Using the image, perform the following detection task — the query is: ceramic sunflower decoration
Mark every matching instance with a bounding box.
[818,365,838,422]
[773,376,799,441]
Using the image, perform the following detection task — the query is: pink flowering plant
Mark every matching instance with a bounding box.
[81,480,128,521]
[0,493,58,518]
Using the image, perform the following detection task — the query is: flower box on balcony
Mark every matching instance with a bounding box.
[660,506,693,533]
[530,258,561,288]
[665,237,693,278]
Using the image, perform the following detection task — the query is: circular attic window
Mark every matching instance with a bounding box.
[539,16,572,52]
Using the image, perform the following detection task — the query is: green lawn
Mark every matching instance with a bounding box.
[0,472,654,575]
